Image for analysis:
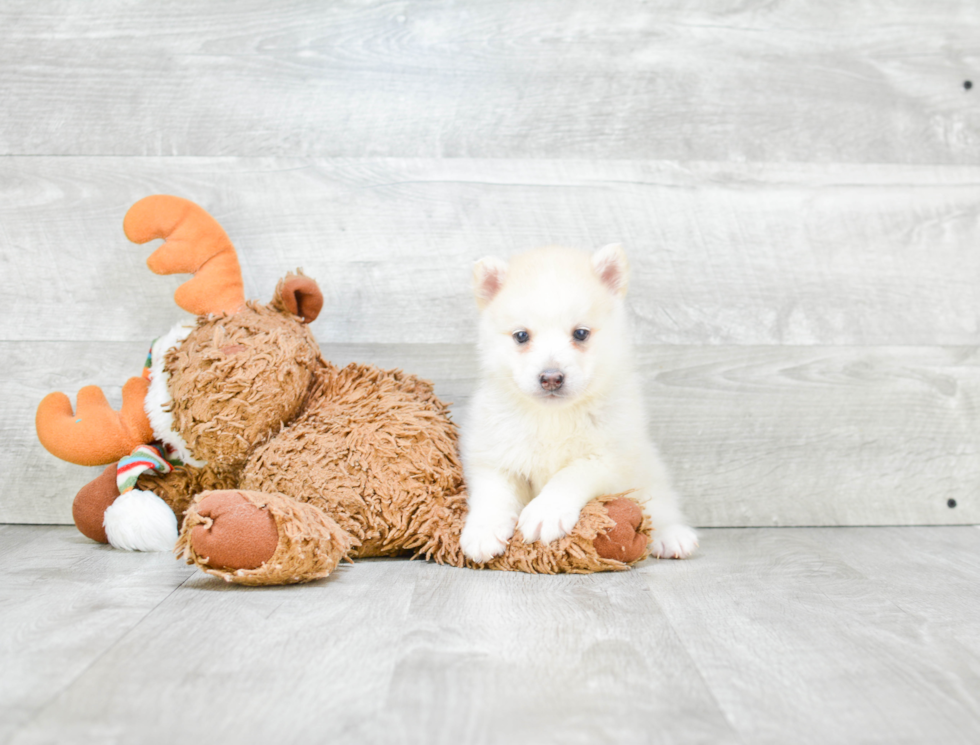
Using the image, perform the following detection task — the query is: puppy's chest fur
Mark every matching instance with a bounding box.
[490,401,612,495]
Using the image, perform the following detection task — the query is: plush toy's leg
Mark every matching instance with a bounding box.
[177,490,356,586]
[481,494,651,573]
[72,464,121,543]
[72,464,179,551]
[416,492,651,574]
[72,461,235,550]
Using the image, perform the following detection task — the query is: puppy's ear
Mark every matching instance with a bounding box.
[473,256,508,309]
[591,243,630,297]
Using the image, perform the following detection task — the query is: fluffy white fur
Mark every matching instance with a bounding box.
[103,490,179,552]
[459,244,698,563]
[144,321,206,468]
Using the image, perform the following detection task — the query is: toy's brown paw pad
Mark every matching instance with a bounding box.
[189,491,279,570]
[593,498,647,563]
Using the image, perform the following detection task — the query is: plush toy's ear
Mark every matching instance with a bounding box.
[591,243,630,297]
[472,256,508,310]
[278,274,323,324]
[124,195,246,316]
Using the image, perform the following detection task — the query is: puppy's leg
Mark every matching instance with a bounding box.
[636,446,698,559]
[460,466,525,563]
[643,491,698,559]
[518,457,615,545]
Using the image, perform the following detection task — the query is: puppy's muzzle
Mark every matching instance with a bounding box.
[539,369,564,392]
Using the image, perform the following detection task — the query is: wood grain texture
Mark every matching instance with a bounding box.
[384,563,737,745]
[0,342,148,525]
[816,527,980,642]
[9,557,421,745]
[0,526,192,743]
[5,540,736,745]
[640,345,980,528]
[2,157,978,346]
[5,525,980,744]
[641,527,980,744]
[5,341,976,527]
[0,0,977,162]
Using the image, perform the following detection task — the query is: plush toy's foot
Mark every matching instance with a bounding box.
[464,493,651,574]
[185,491,280,570]
[177,490,356,586]
[592,497,649,563]
[72,464,121,543]
[72,464,179,550]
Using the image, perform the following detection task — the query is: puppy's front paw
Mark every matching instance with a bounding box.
[460,511,518,563]
[518,496,582,545]
[651,523,698,559]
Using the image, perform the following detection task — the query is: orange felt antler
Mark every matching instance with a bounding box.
[36,377,155,466]
[124,195,245,316]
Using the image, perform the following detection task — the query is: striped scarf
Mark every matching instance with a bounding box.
[116,442,183,494]
[115,340,185,493]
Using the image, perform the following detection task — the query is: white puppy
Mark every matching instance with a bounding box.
[458,244,697,564]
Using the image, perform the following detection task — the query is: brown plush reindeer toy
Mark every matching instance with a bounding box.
[36,196,651,585]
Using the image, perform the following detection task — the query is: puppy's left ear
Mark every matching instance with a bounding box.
[591,243,630,297]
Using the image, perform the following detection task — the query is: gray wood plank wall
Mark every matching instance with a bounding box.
[1,1,977,527]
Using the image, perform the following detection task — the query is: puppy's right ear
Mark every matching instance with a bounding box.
[472,256,508,310]
[591,243,630,297]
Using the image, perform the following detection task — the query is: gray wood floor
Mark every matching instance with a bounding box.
[3,524,980,745]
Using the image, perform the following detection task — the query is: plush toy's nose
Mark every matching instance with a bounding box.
[36,377,155,466]
[539,369,564,392]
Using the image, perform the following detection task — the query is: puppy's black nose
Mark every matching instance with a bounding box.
[539,369,564,392]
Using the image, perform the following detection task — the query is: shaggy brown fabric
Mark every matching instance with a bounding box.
[177,490,355,585]
[164,302,320,469]
[242,363,467,559]
[423,492,651,575]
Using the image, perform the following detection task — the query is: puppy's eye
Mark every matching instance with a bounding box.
[513,330,530,345]
[573,328,591,342]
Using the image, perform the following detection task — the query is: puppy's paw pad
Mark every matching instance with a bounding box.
[651,524,698,559]
[518,499,581,545]
[460,514,516,564]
